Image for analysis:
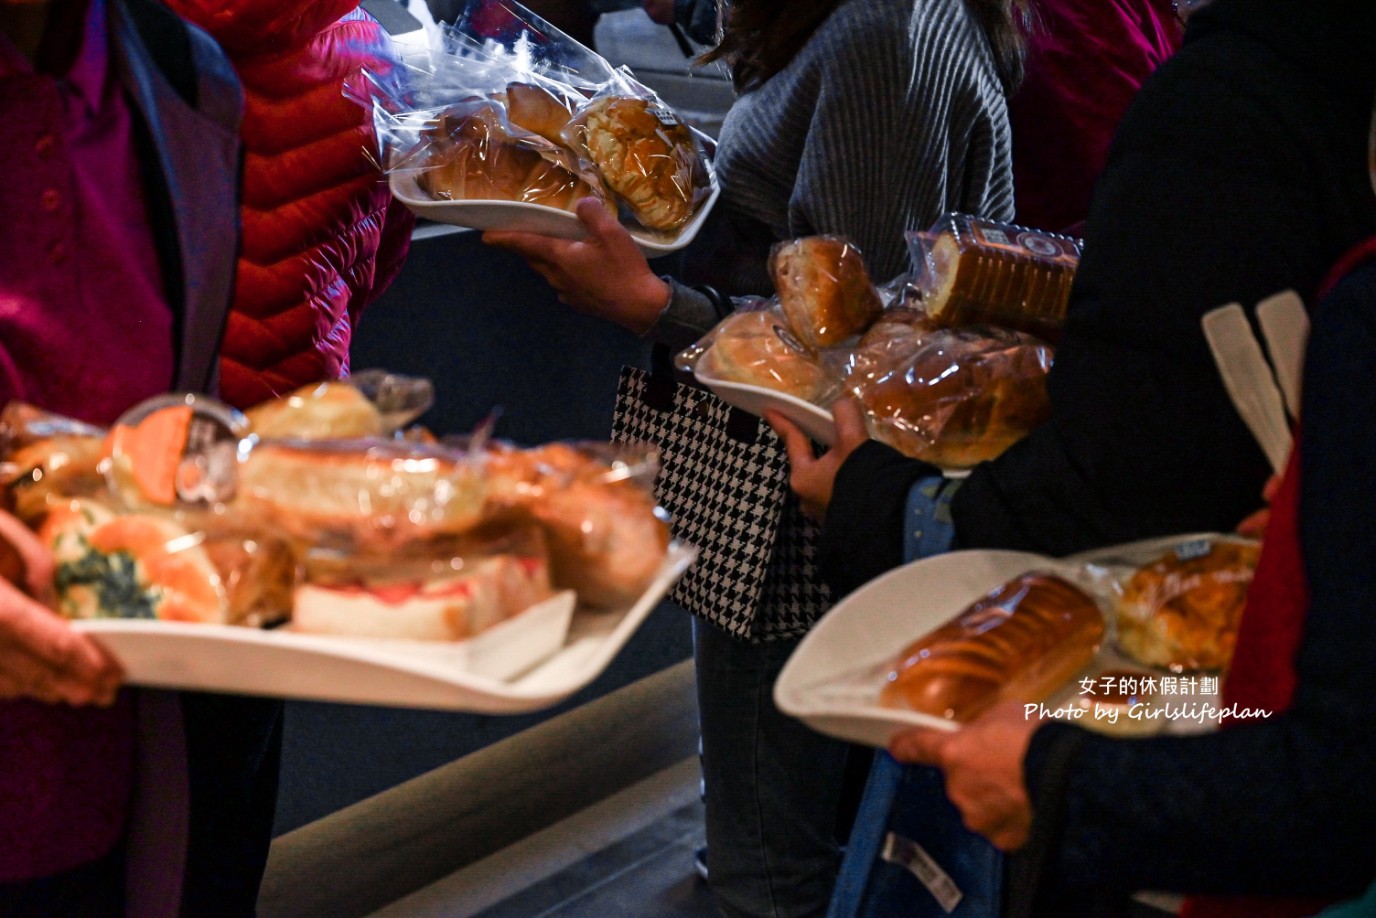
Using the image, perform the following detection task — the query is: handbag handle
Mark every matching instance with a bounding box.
[640,343,762,446]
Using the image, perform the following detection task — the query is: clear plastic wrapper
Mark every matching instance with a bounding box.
[879,570,1106,723]
[0,402,107,525]
[244,371,435,441]
[678,304,840,406]
[909,213,1082,341]
[848,326,1054,469]
[1085,535,1263,674]
[349,0,712,235]
[293,522,558,641]
[474,440,671,608]
[769,235,884,349]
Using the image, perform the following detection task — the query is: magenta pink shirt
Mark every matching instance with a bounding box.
[0,0,175,882]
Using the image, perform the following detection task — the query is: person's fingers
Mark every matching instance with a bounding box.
[0,510,54,600]
[1261,473,1282,503]
[575,196,623,240]
[764,411,817,472]
[1236,507,1270,538]
[831,396,869,448]
[888,727,950,766]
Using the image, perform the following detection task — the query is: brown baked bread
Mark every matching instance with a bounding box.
[920,215,1080,341]
[574,95,708,232]
[245,381,384,441]
[696,310,836,404]
[1115,539,1262,673]
[418,104,605,213]
[771,236,884,349]
[881,572,1105,722]
[504,81,577,147]
[855,328,1052,469]
[235,441,488,551]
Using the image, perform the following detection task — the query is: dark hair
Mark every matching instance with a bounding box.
[700,0,1031,96]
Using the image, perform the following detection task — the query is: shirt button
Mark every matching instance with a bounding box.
[40,188,61,212]
[34,134,57,156]
[48,242,67,265]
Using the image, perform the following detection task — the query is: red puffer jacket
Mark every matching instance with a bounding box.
[166,0,415,409]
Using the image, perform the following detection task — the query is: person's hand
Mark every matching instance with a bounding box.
[641,0,676,25]
[0,511,121,706]
[764,396,869,521]
[484,198,671,335]
[1235,472,1283,539]
[888,702,1042,851]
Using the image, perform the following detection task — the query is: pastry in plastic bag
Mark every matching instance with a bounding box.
[0,402,106,525]
[573,94,709,232]
[912,213,1081,340]
[417,101,608,213]
[1115,538,1262,673]
[852,327,1053,469]
[504,81,577,146]
[244,372,435,441]
[881,572,1104,722]
[693,309,838,404]
[771,236,884,349]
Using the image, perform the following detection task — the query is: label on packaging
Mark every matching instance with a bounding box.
[649,103,681,129]
[966,217,1080,265]
[880,832,963,914]
[105,396,245,508]
[1174,538,1214,562]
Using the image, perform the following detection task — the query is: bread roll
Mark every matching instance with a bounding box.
[771,236,884,349]
[696,310,836,404]
[418,104,606,213]
[575,95,707,231]
[1115,539,1261,673]
[235,441,488,551]
[920,215,1080,340]
[881,572,1104,722]
[2,434,106,524]
[245,381,384,441]
[505,81,576,146]
[856,328,1052,469]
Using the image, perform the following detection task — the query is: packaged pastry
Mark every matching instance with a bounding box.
[685,308,839,405]
[1113,537,1262,673]
[413,100,611,214]
[881,571,1105,723]
[244,371,435,442]
[568,91,711,232]
[910,213,1081,340]
[0,402,107,525]
[770,236,884,349]
[850,326,1053,469]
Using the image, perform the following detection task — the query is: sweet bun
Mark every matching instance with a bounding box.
[770,236,884,348]
[857,329,1052,469]
[1115,539,1261,673]
[696,310,835,404]
[245,381,383,441]
[505,81,577,146]
[235,441,488,551]
[3,434,106,524]
[576,95,707,231]
[881,572,1104,722]
[418,104,606,213]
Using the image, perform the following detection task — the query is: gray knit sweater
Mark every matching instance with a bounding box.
[650,0,1015,349]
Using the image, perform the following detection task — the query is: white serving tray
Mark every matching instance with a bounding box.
[775,539,1228,748]
[76,545,695,714]
[695,372,839,446]
[389,162,720,257]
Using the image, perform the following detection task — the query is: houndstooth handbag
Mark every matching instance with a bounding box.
[611,347,831,641]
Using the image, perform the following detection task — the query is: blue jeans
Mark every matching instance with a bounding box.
[694,617,863,917]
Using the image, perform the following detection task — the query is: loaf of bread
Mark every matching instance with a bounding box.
[770,236,884,349]
[417,103,606,213]
[854,327,1052,469]
[573,95,708,232]
[245,381,384,441]
[881,572,1105,722]
[1115,538,1261,673]
[918,214,1081,340]
[695,309,836,404]
[234,441,489,552]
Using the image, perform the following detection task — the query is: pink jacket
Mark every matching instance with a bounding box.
[165,0,415,409]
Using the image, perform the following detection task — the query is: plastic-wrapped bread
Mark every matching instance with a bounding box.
[1114,537,1261,673]
[912,214,1081,340]
[881,572,1104,722]
[770,236,884,349]
[504,81,577,147]
[693,309,838,404]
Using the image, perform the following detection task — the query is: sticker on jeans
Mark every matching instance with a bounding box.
[881,832,963,914]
